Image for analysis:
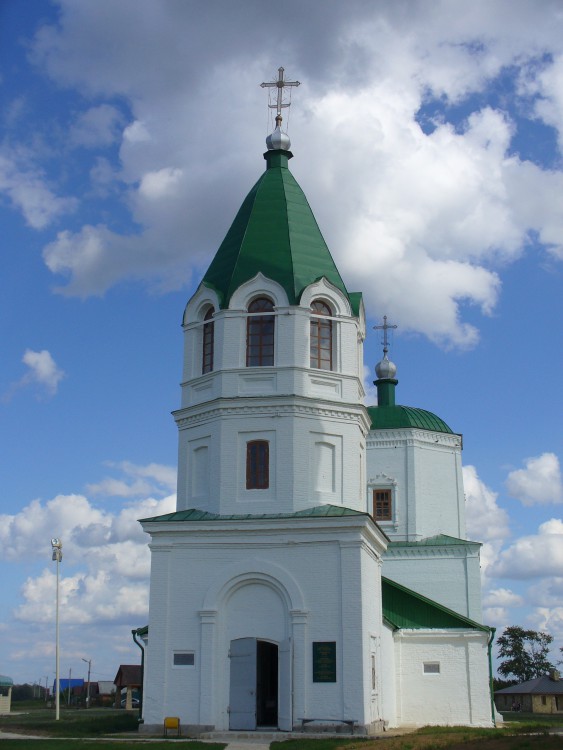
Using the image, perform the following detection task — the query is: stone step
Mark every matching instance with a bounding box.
[200,730,356,741]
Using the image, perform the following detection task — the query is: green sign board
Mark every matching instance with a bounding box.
[312,641,336,683]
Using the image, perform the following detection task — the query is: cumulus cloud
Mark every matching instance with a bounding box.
[463,465,511,580]
[464,465,510,542]
[69,104,124,148]
[0,458,174,676]
[492,517,563,579]
[506,452,563,505]
[4,349,66,401]
[86,460,176,498]
[22,349,65,394]
[14,0,561,346]
[0,150,77,229]
[483,588,524,608]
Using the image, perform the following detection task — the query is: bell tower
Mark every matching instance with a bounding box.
[173,89,369,516]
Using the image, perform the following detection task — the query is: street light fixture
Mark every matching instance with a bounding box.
[82,658,92,708]
[51,538,62,721]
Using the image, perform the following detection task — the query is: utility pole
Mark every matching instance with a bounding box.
[82,658,92,708]
[51,538,63,721]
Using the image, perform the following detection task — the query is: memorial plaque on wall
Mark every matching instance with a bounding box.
[312,641,336,682]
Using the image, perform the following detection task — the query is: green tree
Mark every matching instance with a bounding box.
[497,625,555,682]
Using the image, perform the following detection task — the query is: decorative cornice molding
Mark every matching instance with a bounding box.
[384,545,480,560]
[367,473,397,487]
[366,430,461,448]
[174,400,370,429]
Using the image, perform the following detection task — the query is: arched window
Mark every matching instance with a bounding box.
[246,440,269,489]
[202,307,214,374]
[246,297,275,366]
[310,300,333,370]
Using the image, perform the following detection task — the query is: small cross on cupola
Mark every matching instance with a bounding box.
[374,315,398,405]
[261,66,300,151]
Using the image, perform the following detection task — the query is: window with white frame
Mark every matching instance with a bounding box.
[373,488,392,521]
[310,300,333,370]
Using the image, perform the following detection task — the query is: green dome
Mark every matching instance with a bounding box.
[202,149,360,314]
[368,404,453,433]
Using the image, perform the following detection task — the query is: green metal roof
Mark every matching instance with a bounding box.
[382,577,489,632]
[140,504,368,524]
[368,404,453,433]
[201,150,360,316]
[388,534,481,549]
[0,675,13,687]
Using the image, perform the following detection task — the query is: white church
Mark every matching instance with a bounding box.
[138,81,496,733]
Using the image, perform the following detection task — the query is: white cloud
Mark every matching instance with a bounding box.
[139,167,183,200]
[463,465,510,580]
[464,465,510,542]
[69,104,124,148]
[506,452,563,505]
[87,461,176,498]
[4,349,66,401]
[483,587,524,608]
[21,349,65,396]
[0,150,77,229]
[16,1,559,345]
[492,517,563,579]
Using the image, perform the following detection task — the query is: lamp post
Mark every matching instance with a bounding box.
[82,658,91,708]
[51,538,63,721]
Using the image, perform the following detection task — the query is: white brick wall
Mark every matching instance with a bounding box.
[389,630,493,727]
[141,515,388,731]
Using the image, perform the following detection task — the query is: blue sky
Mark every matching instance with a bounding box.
[0,0,562,686]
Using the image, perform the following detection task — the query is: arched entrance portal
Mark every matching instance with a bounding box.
[229,638,291,730]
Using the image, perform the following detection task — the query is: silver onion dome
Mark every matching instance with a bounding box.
[266,125,291,151]
[375,354,397,380]
[266,114,291,151]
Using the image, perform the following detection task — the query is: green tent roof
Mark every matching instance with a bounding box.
[201,150,360,315]
[368,404,453,433]
[382,577,489,632]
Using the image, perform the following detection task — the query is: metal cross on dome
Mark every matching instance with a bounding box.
[374,315,398,357]
[260,67,300,121]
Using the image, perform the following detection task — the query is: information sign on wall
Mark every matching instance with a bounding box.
[312,641,336,682]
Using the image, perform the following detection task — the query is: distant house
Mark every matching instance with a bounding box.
[51,678,84,695]
[0,675,13,715]
[97,680,116,699]
[114,664,141,709]
[495,671,563,714]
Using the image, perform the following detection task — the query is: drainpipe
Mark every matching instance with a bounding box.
[132,629,145,722]
[487,627,496,727]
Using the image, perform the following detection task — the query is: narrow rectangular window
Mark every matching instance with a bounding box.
[373,489,392,521]
[246,440,269,489]
[202,309,214,374]
[423,662,440,674]
[310,301,333,370]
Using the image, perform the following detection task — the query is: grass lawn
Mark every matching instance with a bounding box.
[0,707,139,736]
[0,743,223,749]
[273,724,563,750]
[1,707,561,749]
